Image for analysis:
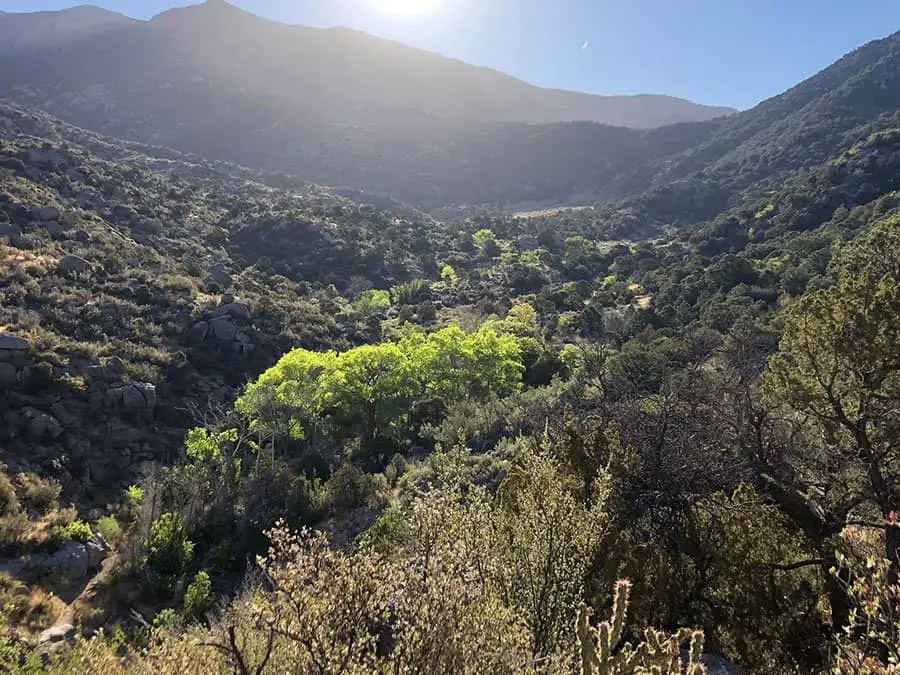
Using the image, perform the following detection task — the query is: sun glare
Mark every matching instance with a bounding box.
[376,0,442,15]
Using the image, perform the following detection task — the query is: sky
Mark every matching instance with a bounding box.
[3,0,900,110]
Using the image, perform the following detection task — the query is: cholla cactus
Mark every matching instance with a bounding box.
[577,580,706,675]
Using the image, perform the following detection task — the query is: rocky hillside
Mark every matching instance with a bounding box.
[1,54,900,666]
[0,101,457,510]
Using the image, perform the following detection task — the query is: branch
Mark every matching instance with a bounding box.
[761,558,827,572]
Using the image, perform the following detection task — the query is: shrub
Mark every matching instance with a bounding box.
[324,464,377,514]
[0,513,29,553]
[96,516,122,547]
[18,473,60,513]
[0,472,20,516]
[146,513,194,579]
[153,608,179,630]
[390,279,430,305]
[65,520,93,543]
[0,573,54,631]
[183,571,214,622]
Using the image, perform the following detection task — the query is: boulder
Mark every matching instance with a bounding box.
[136,382,156,409]
[204,262,233,290]
[0,333,29,352]
[187,321,209,345]
[39,623,75,645]
[121,385,145,409]
[0,362,18,389]
[211,301,251,323]
[0,222,21,238]
[41,221,68,239]
[58,255,93,276]
[33,206,61,222]
[119,383,157,410]
[209,316,237,341]
[9,233,33,250]
[21,408,63,442]
[53,542,89,581]
[85,539,108,569]
[27,149,66,169]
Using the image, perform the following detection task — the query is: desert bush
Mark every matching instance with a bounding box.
[146,513,194,580]
[183,571,214,623]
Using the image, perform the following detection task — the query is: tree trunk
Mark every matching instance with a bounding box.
[823,561,851,634]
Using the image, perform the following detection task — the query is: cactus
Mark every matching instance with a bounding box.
[577,580,706,674]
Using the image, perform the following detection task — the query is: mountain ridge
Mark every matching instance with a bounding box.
[0,3,897,210]
[0,1,733,129]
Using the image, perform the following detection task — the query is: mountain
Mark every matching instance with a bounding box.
[0,4,135,53]
[0,1,896,211]
[0,0,732,129]
[0,1,733,207]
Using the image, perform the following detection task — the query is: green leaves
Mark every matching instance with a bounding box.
[147,513,194,580]
[236,325,524,448]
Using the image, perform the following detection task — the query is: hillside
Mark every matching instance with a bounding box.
[1,84,899,669]
[2,8,898,209]
[0,1,735,207]
[0,5,135,53]
[0,9,900,671]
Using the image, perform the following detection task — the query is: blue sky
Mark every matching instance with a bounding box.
[4,0,900,110]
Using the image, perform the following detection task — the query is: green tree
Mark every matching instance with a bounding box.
[765,216,900,567]
[319,342,414,445]
[473,228,501,257]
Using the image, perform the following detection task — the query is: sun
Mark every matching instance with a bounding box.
[375,0,442,15]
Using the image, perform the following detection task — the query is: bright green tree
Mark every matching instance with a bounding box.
[318,342,414,444]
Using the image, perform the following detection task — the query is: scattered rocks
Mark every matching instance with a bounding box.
[187,321,209,345]
[40,221,69,239]
[27,149,66,170]
[88,356,126,384]
[209,315,237,341]
[121,383,156,410]
[211,301,251,323]
[58,255,93,276]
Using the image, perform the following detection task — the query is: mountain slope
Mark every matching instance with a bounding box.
[0,5,135,53]
[0,0,731,129]
[0,1,734,208]
[0,2,897,211]
[650,31,900,193]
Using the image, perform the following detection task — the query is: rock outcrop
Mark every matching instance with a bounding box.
[0,536,108,586]
[57,254,93,276]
